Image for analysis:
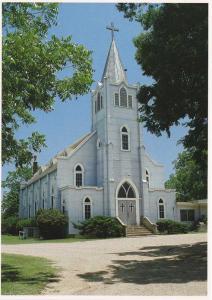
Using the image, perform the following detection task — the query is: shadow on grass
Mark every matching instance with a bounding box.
[78,242,207,285]
[1,264,60,285]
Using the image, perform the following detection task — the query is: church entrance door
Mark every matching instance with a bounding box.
[118,200,136,225]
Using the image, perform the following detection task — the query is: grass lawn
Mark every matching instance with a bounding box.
[1,234,93,245]
[1,253,59,295]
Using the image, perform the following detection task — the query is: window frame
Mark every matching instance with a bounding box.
[117,182,136,199]
[158,198,165,219]
[74,163,84,187]
[120,125,130,151]
[114,93,119,107]
[145,169,150,187]
[114,87,133,109]
[128,95,133,108]
[51,186,55,209]
[180,209,195,222]
[83,197,92,220]
[120,87,128,108]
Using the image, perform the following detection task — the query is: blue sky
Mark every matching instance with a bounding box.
[3,3,188,180]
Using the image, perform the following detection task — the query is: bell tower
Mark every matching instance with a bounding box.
[91,23,143,220]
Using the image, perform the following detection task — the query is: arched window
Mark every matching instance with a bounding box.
[101,95,103,109]
[97,92,101,112]
[158,199,165,219]
[28,204,31,218]
[84,197,92,219]
[114,93,119,106]
[42,190,45,209]
[118,182,136,198]
[94,100,97,114]
[62,199,66,214]
[146,169,150,187]
[34,201,37,215]
[128,95,133,108]
[51,186,54,208]
[121,126,130,151]
[97,138,101,149]
[75,164,84,187]
[120,87,127,107]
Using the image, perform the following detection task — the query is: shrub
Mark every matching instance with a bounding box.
[74,216,125,238]
[2,216,19,235]
[36,209,68,239]
[156,219,190,234]
[16,218,36,231]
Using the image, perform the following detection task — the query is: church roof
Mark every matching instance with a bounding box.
[101,38,127,83]
[23,132,95,186]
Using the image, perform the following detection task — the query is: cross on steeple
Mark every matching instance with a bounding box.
[106,22,119,40]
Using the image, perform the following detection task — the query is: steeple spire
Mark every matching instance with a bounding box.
[101,22,127,83]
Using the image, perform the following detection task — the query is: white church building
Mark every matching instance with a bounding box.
[19,24,205,234]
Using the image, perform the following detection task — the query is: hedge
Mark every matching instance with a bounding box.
[2,217,37,235]
[156,219,190,234]
[74,216,125,238]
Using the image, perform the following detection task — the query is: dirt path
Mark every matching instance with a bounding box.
[2,233,207,296]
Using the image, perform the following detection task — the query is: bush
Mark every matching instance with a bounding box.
[2,216,19,235]
[16,218,36,231]
[1,217,37,235]
[156,219,190,234]
[36,209,68,239]
[74,216,125,238]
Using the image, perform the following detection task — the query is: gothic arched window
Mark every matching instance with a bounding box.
[34,201,37,215]
[121,126,130,151]
[118,182,136,198]
[128,95,133,108]
[120,87,127,107]
[146,169,150,187]
[75,164,84,187]
[101,95,103,109]
[51,186,54,208]
[158,199,165,219]
[42,190,45,209]
[97,138,101,149]
[84,197,92,219]
[114,93,119,106]
[62,199,66,214]
[97,93,101,111]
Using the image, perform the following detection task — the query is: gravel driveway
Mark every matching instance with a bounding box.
[2,233,207,296]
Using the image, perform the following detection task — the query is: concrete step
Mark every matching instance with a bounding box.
[126,225,153,237]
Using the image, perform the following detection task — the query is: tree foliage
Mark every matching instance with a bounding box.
[117,3,208,189]
[2,3,93,167]
[165,151,207,201]
[2,167,33,218]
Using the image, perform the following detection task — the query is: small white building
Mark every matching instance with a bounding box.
[19,27,206,234]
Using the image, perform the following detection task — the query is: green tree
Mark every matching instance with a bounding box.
[2,167,33,218]
[165,151,207,201]
[117,3,208,194]
[2,3,93,167]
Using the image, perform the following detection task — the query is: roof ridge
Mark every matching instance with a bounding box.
[26,131,95,185]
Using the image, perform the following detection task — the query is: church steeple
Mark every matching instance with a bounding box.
[101,23,127,83]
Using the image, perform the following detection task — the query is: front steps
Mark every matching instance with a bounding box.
[126,225,153,237]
